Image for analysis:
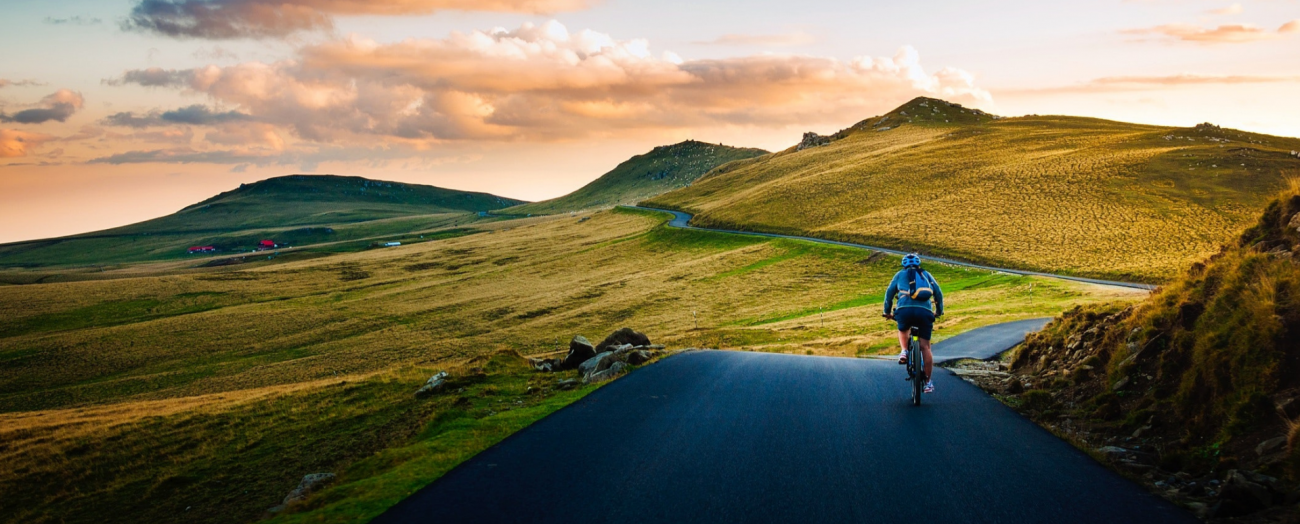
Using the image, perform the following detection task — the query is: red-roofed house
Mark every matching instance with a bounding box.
[187,246,216,253]
[259,240,276,249]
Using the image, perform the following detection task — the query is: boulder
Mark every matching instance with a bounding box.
[627,350,653,366]
[584,361,628,384]
[595,328,651,353]
[529,358,560,372]
[415,371,449,397]
[277,472,336,509]
[559,335,597,369]
[556,378,578,390]
[1256,436,1287,456]
[578,351,616,378]
[1216,470,1280,517]
[796,132,831,151]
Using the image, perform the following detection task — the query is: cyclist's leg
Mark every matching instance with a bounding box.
[911,309,937,380]
[919,338,934,379]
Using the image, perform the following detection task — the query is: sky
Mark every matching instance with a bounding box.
[1,0,1299,243]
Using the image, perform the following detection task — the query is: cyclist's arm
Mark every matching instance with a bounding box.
[883,277,898,316]
[931,274,945,317]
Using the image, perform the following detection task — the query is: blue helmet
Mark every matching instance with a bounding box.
[901,253,921,268]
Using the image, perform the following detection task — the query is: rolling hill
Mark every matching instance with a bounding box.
[0,175,525,268]
[504,140,767,215]
[645,97,1300,282]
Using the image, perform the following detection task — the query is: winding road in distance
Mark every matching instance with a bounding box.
[629,206,1157,291]
[374,319,1193,524]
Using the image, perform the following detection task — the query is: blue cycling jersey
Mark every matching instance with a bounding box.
[883,268,944,316]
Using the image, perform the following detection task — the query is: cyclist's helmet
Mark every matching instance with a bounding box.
[901,253,921,268]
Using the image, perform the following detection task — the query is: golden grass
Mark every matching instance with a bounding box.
[0,207,1142,523]
[647,116,1300,282]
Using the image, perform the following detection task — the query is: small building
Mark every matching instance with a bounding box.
[187,246,216,254]
[383,242,401,247]
[259,240,276,249]
[477,211,489,217]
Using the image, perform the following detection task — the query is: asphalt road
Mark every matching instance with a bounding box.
[629,206,1156,291]
[373,321,1192,524]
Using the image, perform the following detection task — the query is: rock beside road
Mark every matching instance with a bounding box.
[531,329,663,377]
[415,371,449,397]
[269,472,336,513]
[595,328,651,353]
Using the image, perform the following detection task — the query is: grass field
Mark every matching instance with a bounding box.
[646,97,1300,283]
[0,207,1141,524]
[505,140,767,216]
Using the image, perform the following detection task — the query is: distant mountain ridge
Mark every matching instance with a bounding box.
[505,140,768,215]
[0,174,525,267]
[646,96,1300,282]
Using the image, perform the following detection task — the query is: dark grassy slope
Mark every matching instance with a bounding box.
[994,187,1300,519]
[505,140,767,215]
[0,175,525,267]
[647,97,1300,282]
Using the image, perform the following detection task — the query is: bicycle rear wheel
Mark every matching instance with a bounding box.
[910,339,922,406]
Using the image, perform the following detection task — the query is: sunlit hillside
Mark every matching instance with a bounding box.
[646,97,1300,282]
[505,140,767,215]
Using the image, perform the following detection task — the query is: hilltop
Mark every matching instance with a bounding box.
[0,175,525,268]
[646,97,1300,282]
[505,140,767,215]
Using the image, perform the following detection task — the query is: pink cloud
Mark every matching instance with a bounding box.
[998,73,1300,95]
[107,21,991,155]
[1124,20,1298,44]
[0,89,85,124]
[0,129,57,158]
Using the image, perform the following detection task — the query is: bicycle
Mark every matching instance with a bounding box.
[885,314,926,406]
[903,327,924,406]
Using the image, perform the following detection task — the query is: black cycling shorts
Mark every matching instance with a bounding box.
[894,307,936,340]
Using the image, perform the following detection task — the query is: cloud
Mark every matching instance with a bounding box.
[123,0,597,39]
[108,20,990,153]
[1123,20,1299,44]
[694,32,817,47]
[102,105,253,127]
[998,73,1300,95]
[89,148,273,164]
[103,67,197,87]
[44,16,103,25]
[0,79,43,88]
[0,90,85,124]
[0,129,57,158]
[1208,4,1242,15]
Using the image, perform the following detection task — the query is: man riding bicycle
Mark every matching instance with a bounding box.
[883,253,944,394]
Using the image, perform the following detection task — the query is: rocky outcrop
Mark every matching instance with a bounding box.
[594,328,651,353]
[269,472,336,512]
[415,371,448,397]
[530,335,597,372]
[585,361,628,384]
[796,132,830,151]
[561,335,597,369]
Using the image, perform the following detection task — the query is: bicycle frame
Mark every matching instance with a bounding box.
[905,328,924,406]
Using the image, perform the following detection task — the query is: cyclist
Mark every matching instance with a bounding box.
[882,253,944,393]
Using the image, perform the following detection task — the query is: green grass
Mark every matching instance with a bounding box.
[0,351,598,524]
[505,140,767,215]
[647,97,1300,282]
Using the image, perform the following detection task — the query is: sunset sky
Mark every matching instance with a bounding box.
[2,0,1299,243]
